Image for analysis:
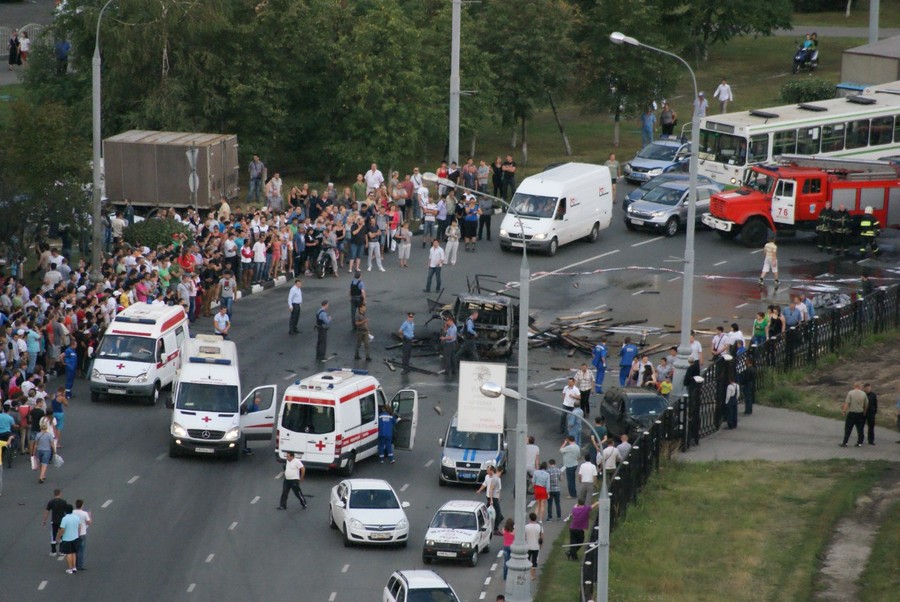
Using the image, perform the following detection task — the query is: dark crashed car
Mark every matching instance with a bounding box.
[599,387,670,439]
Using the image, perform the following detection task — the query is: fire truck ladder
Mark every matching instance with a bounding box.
[775,154,900,181]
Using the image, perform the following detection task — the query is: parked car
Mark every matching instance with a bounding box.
[623,136,691,184]
[383,570,460,602]
[329,479,410,547]
[623,172,719,211]
[422,500,493,567]
[599,387,671,440]
[625,180,724,236]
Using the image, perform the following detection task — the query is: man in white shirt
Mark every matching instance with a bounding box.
[424,239,444,293]
[726,322,745,351]
[524,513,543,579]
[713,78,733,113]
[689,333,703,366]
[710,326,729,360]
[476,465,503,533]
[600,442,619,476]
[72,499,92,571]
[252,238,267,283]
[277,451,307,509]
[576,454,597,503]
[213,306,230,339]
[693,91,708,118]
[560,377,580,434]
[364,163,384,194]
[616,434,632,461]
[287,279,303,335]
[420,189,438,247]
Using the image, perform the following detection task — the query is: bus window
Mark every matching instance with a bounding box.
[895,118,900,143]
[773,130,796,156]
[698,130,748,164]
[870,116,893,146]
[860,187,885,211]
[749,134,768,163]
[831,188,857,210]
[846,119,870,149]
[796,127,820,154]
[821,124,845,152]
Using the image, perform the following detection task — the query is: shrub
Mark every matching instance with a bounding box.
[123,219,191,250]
[780,78,835,104]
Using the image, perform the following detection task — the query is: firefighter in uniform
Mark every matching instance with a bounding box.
[857,206,880,257]
[833,204,853,255]
[816,201,834,252]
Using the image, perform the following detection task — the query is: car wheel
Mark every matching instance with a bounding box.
[664,217,679,237]
[329,509,337,530]
[741,218,770,248]
[91,391,100,402]
[423,553,432,564]
[343,525,352,548]
[624,219,636,232]
[438,475,447,487]
[168,440,180,458]
[469,549,479,567]
[547,237,558,257]
[584,223,599,243]
[340,453,356,477]
[716,228,739,240]
[399,539,408,549]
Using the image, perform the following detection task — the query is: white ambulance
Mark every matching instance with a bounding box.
[90,302,189,405]
[168,334,277,460]
[276,369,418,475]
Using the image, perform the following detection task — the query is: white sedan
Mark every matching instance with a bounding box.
[329,479,410,547]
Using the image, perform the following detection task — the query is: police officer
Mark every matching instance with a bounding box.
[349,272,365,331]
[440,315,458,376]
[816,201,834,252]
[398,312,415,373]
[458,310,479,361]
[315,300,331,362]
[354,302,371,361]
[377,404,399,463]
[857,206,880,257]
[591,337,608,394]
[833,204,853,255]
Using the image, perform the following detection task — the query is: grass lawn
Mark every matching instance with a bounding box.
[0,83,24,124]
[793,2,900,29]
[859,498,900,601]
[536,459,890,602]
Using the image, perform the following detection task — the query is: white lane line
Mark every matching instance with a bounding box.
[424,459,434,468]
[631,236,664,248]
[735,302,748,308]
[496,550,504,558]
[668,276,681,282]
[714,260,727,266]
[274,471,284,480]
[38,581,47,590]
[484,577,492,586]
[750,248,764,254]
[328,594,337,602]
[127,475,140,484]
[491,563,498,571]
[480,593,486,600]
[229,522,238,531]
[631,289,645,296]
[698,317,712,323]
[341,564,350,573]
[283,373,297,381]
[658,333,669,339]
[187,584,196,593]
[527,500,536,508]
[400,483,409,492]
[102,499,113,509]
[156,452,166,461]
[205,554,215,563]
[251,496,260,505]
[530,249,621,284]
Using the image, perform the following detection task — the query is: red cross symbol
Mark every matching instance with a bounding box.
[201,416,212,423]
[314,440,326,451]
[116,363,125,369]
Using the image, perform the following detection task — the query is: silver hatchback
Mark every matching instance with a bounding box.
[624,180,724,237]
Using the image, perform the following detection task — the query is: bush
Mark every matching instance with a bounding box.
[122,219,191,250]
[780,78,835,104]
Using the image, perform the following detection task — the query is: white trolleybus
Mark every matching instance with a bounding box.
[697,80,900,187]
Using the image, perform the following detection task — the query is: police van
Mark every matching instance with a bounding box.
[167,334,277,460]
[91,302,189,405]
[438,414,507,486]
[276,369,418,475]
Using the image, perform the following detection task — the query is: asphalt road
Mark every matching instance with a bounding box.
[1,184,893,602]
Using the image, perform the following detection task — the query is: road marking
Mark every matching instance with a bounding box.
[698,317,711,323]
[491,563,498,571]
[229,522,238,531]
[658,333,669,339]
[251,496,260,505]
[631,289,645,296]
[480,593,486,600]
[156,452,166,461]
[328,594,337,602]
[127,475,140,484]
[283,373,297,381]
[205,554,215,563]
[400,483,409,492]
[750,248,764,254]
[275,471,284,480]
[528,500,536,508]
[424,459,434,468]
[187,584,196,593]
[496,550,504,558]
[38,581,47,591]
[735,302,748,308]
[714,260,727,266]
[631,236,664,247]
[530,249,621,284]
[102,499,113,508]
[341,564,350,573]
[668,276,681,282]
[484,577,492,586]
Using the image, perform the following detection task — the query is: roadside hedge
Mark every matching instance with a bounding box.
[780,78,836,104]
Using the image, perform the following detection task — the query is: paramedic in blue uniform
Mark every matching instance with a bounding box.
[592,337,608,394]
[398,312,415,373]
[378,405,400,464]
[315,300,332,362]
[618,337,638,387]
[63,340,79,399]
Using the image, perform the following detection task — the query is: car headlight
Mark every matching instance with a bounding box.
[627,206,635,213]
[651,211,667,218]
[461,541,472,549]
[135,372,149,383]
[223,427,241,441]
[624,163,632,173]
[499,228,508,237]
[349,518,364,530]
[425,539,435,546]
[533,233,546,240]
[442,456,455,468]
[397,519,409,530]
[171,422,187,437]
[730,177,738,185]
[648,168,663,176]
[91,368,101,379]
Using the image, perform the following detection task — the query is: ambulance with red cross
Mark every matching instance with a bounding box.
[276,369,418,475]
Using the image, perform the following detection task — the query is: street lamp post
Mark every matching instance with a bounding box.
[480,382,610,602]
[609,32,699,399]
[91,0,117,284]
[421,175,532,600]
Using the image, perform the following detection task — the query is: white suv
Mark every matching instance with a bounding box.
[383,570,460,602]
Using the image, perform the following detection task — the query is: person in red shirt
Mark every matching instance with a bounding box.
[178,248,195,274]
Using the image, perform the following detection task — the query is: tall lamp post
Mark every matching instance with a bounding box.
[91,0,116,283]
[480,382,610,602]
[609,32,699,398]
[422,174,532,600]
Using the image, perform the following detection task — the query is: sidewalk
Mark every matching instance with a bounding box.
[773,25,900,39]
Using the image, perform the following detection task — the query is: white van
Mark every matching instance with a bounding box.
[277,369,418,475]
[90,302,189,405]
[498,162,613,256]
[168,334,277,460]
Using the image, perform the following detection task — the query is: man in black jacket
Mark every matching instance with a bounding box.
[864,383,878,445]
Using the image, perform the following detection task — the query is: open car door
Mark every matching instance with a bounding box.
[389,389,418,450]
[240,384,278,441]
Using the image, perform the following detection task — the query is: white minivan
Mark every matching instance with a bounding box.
[498,162,613,256]
[168,335,277,460]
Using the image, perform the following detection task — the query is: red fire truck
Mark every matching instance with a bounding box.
[701,155,900,247]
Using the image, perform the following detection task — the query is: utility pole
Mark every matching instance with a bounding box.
[448,0,461,166]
